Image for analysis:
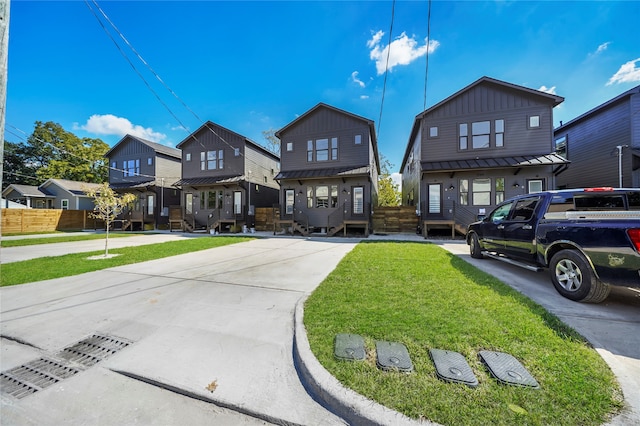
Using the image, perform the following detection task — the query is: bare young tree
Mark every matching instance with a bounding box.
[84,183,136,257]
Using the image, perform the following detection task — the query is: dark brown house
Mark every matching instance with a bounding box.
[274,103,380,236]
[174,121,280,232]
[400,76,568,236]
[105,135,182,230]
[554,84,640,189]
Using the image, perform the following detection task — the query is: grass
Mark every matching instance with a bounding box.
[1,232,147,247]
[0,236,253,286]
[304,241,622,425]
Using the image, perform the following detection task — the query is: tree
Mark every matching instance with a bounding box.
[377,154,401,206]
[83,183,136,257]
[2,140,39,189]
[262,128,280,155]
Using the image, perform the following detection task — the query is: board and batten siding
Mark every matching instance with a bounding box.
[245,145,279,190]
[279,107,372,171]
[180,125,245,180]
[108,140,157,185]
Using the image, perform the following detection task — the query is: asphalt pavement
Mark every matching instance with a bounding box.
[1,232,638,425]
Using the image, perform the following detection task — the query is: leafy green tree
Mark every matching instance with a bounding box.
[378,154,401,206]
[83,183,136,257]
[27,121,110,183]
[2,140,39,189]
[262,128,280,155]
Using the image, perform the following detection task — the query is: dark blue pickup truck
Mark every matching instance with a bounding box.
[466,188,640,303]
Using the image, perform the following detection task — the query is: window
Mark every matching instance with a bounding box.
[61,199,69,210]
[307,140,313,162]
[495,119,504,147]
[286,142,293,152]
[234,147,240,156]
[355,134,362,145]
[529,115,540,128]
[200,191,206,209]
[218,150,224,169]
[459,123,468,150]
[555,136,567,158]
[429,127,438,138]
[207,190,216,209]
[111,161,116,168]
[124,159,140,177]
[511,197,539,221]
[353,187,364,215]
[472,121,490,149]
[185,193,193,215]
[331,137,338,160]
[316,186,329,208]
[148,157,153,166]
[200,152,205,170]
[233,191,242,214]
[460,179,469,206]
[306,137,338,162]
[316,139,329,161]
[472,178,491,205]
[147,195,154,216]
[307,186,313,208]
[285,189,294,214]
[528,179,544,193]
[207,151,217,169]
[496,178,505,204]
[428,184,441,214]
[186,153,191,162]
[490,202,513,222]
[330,185,338,207]
[217,191,224,209]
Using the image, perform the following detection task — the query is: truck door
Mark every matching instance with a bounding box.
[480,201,514,252]
[501,196,541,261]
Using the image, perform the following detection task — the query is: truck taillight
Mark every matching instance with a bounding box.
[628,229,640,252]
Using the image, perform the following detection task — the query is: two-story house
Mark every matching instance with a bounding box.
[105,135,182,230]
[174,121,280,232]
[554,84,640,189]
[400,76,568,236]
[274,103,380,236]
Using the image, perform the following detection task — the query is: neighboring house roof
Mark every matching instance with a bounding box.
[173,175,245,187]
[554,84,640,132]
[1,184,49,198]
[275,103,380,173]
[421,154,569,173]
[401,76,565,171]
[105,134,181,159]
[39,179,102,196]
[275,165,372,180]
[176,121,280,161]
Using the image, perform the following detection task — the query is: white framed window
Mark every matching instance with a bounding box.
[355,134,362,145]
[186,153,191,161]
[429,126,438,138]
[529,115,540,128]
[286,142,293,152]
[61,199,69,210]
[472,121,491,149]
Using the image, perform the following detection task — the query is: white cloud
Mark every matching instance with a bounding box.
[368,30,440,75]
[77,114,167,141]
[607,58,640,85]
[594,42,611,55]
[171,125,189,132]
[538,85,557,95]
[360,95,369,99]
[351,71,365,88]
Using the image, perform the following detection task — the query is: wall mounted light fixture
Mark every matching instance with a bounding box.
[448,185,455,191]
[513,182,520,188]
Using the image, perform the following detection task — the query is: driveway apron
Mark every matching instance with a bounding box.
[1,237,357,425]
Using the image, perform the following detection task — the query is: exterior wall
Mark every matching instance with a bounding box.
[155,154,182,187]
[402,129,421,208]
[279,107,373,172]
[555,92,639,189]
[107,139,157,186]
[180,124,245,180]
[245,144,280,191]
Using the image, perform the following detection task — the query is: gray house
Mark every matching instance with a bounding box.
[274,103,380,236]
[2,179,101,210]
[105,135,182,230]
[174,121,280,232]
[400,76,568,236]
[554,84,640,188]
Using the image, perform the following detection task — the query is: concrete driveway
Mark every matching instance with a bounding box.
[1,237,358,425]
[432,240,640,426]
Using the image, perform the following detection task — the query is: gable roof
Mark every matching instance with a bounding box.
[105,134,181,159]
[176,121,280,161]
[554,84,640,132]
[275,102,380,173]
[401,76,565,171]
[1,184,49,198]
[40,179,103,196]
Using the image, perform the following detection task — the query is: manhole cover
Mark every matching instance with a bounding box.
[0,358,81,399]
[479,350,539,388]
[58,334,132,367]
[375,341,413,372]
[429,348,478,387]
[334,334,366,361]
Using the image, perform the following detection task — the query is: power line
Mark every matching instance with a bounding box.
[423,0,432,113]
[377,0,396,139]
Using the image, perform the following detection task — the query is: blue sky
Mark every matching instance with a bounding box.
[5,0,640,178]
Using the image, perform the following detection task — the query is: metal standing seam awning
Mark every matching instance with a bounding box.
[172,175,245,188]
[274,165,371,181]
[421,153,569,175]
[110,179,157,191]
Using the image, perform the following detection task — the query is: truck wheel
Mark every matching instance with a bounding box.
[469,233,484,259]
[549,249,610,303]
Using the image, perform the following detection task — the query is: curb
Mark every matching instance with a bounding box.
[293,296,437,426]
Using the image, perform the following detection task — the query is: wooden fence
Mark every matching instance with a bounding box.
[371,206,420,234]
[1,209,104,234]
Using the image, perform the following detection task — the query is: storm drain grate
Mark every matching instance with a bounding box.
[375,341,413,372]
[429,348,478,388]
[57,334,132,367]
[479,350,539,388]
[334,334,366,361]
[1,358,81,399]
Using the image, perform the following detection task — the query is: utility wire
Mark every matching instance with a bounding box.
[377,0,396,139]
[423,0,432,113]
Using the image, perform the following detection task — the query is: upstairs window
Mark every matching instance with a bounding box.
[316,139,329,161]
[459,124,468,150]
[460,120,505,150]
[286,142,293,152]
[207,150,224,170]
[355,134,362,145]
[429,126,438,138]
[186,153,191,162]
[331,137,338,160]
[147,157,153,166]
[495,119,504,147]
[123,159,140,177]
[307,137,338,162]
[472,121,490,149]
[234,147,240,156]
[529,115,540,128]
[200,152,206,170]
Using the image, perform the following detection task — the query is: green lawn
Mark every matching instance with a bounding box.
[304,241,622,425]
[0,237,253,286]
[1,232,147,247]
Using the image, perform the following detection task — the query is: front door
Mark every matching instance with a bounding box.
[427,184,442,217]
[185,193,193,215]
[233,191,242,215]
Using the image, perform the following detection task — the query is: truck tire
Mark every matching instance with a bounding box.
[549,249,610,303]
[469,233,484,259]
